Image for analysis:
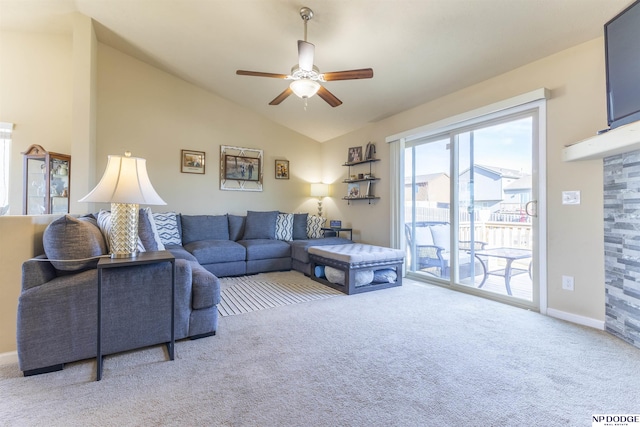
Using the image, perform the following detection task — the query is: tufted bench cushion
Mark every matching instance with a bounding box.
[308,244,404,294]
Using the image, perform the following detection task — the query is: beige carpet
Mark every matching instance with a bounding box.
[218,271,343,316]
[2,273,640,426]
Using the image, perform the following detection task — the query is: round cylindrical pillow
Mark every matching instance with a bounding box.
[43,215,107,271]
[324,266,374,287]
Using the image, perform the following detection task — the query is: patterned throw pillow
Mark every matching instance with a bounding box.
[152,212,182,245]
[275,213,294,241]
[306,215,326,239]
[97,210,146,253]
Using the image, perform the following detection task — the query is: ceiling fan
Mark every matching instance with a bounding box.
[236,6,373,108]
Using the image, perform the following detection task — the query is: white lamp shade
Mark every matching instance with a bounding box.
[310,183,329,197]
[79,155,166,205]
[290,79,321,99]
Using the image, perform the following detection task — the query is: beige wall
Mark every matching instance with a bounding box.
[95,44,322,216]
[0,31,74,214]
[322,38,607,322]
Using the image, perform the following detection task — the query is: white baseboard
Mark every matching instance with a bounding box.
[0,351,18,366]
[546,308,605,330]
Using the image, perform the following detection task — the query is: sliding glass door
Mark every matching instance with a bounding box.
[404,112,538,307]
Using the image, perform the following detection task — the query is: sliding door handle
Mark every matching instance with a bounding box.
[525,201,537,218]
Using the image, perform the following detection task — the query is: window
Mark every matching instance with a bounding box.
[0,122,13,216]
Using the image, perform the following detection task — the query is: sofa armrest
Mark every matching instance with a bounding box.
[21,255,57,292]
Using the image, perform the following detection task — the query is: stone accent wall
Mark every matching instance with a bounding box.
[604,151,640,350]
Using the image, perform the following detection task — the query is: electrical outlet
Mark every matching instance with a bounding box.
[562,275,574,291]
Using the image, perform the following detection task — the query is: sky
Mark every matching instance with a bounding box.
[405,116,533,177]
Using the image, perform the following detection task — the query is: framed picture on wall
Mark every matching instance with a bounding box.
[347,146,363,163]
[224,155,260,181]
[275,160,289,179]
[219,145,263,192]
[181,150,205,174]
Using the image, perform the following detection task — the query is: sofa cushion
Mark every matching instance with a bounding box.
[243,210,278,240]
[184,240,246,265]
[239,239,291,261]
[138,207,165,251]
[181,214,229,245]
[152,212,182,245]
[306,215,326,239]
[275,213,294,241]
[292,213,308,240]
[43,215,107,272]
[165,244,198,262]
[228,215,246,241]
[97,210,146,254]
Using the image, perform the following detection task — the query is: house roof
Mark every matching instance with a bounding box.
[0,0,630,142]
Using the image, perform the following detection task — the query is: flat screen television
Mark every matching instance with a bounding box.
[605,0,640,130]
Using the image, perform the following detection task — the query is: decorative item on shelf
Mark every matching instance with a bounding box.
[181,149,205,174]
[347,183,360,198]
[275,159,289,179]
[310,183,330,216]
[365,142,376,160]
[330,220,342,228]
[79,152,166,258]
[347,146,362,163]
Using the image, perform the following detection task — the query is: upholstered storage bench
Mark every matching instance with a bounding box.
[308,244,404,295]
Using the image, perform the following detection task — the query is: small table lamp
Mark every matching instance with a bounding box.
[310,183,330,217]
[79,152,166,258]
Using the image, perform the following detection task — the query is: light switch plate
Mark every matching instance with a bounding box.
[562,191,581,205]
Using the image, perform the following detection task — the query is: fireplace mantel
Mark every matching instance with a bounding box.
[562,121,640,161]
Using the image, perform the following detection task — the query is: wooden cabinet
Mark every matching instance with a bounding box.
[22,144,71,215]
[342,158,380,204]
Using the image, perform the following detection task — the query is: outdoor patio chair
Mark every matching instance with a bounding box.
[405,221,487,280]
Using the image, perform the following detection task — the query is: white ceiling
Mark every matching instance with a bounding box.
[0,0,632,142]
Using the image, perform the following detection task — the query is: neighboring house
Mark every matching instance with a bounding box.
[459,165,530,212]
[404,173,450,206]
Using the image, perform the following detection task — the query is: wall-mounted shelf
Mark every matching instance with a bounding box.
[342,196,380,205]
[343,158,379,204]
[562,121,640,161]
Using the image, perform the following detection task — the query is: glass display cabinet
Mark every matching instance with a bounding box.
[22,144,71,215]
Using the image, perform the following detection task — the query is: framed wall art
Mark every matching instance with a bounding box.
[220,145,263,191]
[181,149,205,174]
[347,146,363,163]
[275,160,289,179]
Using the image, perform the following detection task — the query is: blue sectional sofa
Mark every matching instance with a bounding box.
[17,210,351,376]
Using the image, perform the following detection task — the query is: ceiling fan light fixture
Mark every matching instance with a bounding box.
[289,79,320,99]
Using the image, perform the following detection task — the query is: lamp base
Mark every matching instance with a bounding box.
[109,202,140,258]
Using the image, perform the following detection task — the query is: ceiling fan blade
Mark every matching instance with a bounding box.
[317,85,342,107]
[298,40,315,72]
[322,68,374,81]
[236,70,288,79]
[269,87,293,105]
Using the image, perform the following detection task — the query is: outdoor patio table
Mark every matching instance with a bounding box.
[473,248,532,296]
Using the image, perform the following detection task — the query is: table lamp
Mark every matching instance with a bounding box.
[79,152,166,258]
[310,183,329,217]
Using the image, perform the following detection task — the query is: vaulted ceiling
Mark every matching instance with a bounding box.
[0,0,632,141]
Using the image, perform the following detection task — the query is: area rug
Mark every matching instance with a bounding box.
[217,271,343,316]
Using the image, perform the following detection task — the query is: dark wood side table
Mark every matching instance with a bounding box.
[96,250,176,381]
[321,227,353,240]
